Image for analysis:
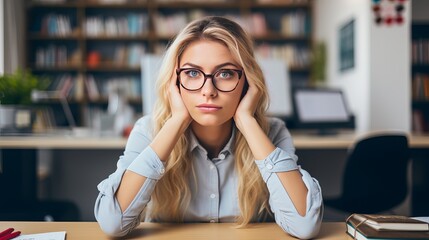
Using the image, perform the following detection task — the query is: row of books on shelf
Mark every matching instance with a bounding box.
[346,214,429,240]
[85,14,149,37]
[255,43,310,68]
[413,110,428,134]
[34,43,309,70]
[87,44,146,67]
[35,45,80,68]
[257,0,309,3]
[40,14,74,37]
[154,11,309,37]
[279,11,310,37]
[33,0,309,4]
[46,74,141,101]
[154,0,309,3]
[412,74,429,100]
[412,39,429,65]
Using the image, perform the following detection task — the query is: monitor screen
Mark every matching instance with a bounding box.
[292,88,354,133]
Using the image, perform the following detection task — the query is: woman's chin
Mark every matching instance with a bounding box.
[192,115,231,127]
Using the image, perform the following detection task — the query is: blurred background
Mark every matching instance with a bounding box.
[1,0,428,222]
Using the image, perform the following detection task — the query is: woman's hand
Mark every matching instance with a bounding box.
[234,79,261,131]
[168,76,192,126]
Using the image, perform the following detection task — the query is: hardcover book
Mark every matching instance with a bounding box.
[351,214,429,231]
[346,214,429,240]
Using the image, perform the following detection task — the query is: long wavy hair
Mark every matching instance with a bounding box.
[150,16,271,226]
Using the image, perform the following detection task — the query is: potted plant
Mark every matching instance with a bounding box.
[310,42,327,87]
[0,70,50,133]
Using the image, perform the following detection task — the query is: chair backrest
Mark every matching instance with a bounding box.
[341,134,409,213]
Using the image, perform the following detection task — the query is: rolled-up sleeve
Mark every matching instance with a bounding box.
[94,116,165,237]
[254,118,323,239]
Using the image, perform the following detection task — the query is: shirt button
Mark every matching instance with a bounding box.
[160,168,165,174]
[210,194,216,199]
[210,220,216,223]
[219,153,226,160]
[266,164,273,170]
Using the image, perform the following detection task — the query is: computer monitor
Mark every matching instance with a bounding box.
[292,88,354,134]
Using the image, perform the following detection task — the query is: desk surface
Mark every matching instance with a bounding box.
[0,222,349,240]
[1,132,429,149]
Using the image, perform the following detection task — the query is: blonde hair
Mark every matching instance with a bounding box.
[151,16,271,226]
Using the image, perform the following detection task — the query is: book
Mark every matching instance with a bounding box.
[346,214,429,240]
[350,214,429,231]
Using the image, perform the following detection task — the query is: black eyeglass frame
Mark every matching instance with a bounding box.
[176,68,243,92]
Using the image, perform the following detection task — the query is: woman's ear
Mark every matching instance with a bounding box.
[240,79,249,99]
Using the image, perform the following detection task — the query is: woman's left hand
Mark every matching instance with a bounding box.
[234,78,261,131]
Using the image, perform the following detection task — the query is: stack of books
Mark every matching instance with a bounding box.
[346,214,429,240]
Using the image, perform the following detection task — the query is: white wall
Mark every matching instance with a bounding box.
[314,0,410,132]
[369,0,410,131]
[314,0,371,132]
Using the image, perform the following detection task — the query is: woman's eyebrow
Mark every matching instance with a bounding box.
[181,62,240,69]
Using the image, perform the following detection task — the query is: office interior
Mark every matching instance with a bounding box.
[0,0,428,222]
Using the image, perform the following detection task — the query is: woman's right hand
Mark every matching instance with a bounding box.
[168,76,192,126]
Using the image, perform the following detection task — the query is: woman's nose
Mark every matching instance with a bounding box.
[201,77,218,97]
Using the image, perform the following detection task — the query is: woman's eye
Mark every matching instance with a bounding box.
[218,70,233,79]
[186,70,200,78]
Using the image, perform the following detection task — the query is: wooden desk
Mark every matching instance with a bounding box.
[0,222,349,240]
[1,133,429,217]
[1,132,429,149]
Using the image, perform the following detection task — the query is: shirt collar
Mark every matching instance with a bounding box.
[188,126,236,156]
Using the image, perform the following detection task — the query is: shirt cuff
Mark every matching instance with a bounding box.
[127,146,166,180]
[255,147,298,182]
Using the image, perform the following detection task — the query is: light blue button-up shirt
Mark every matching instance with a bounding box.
[94,116,323,239]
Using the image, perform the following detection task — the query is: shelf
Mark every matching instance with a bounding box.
[412,22,429,134]
[253,33,310,41]
[155,1,240,9]
[31,65,82,72]
[88,97,142,104]
[413,100,429,108]
[27,0,314,127]
[413,65,429,73]
[27,1,80,8]
[85,65,141,73]
[289,66,310,73]
[250,2,311,8]
[28,33,81,40]
[84,2,149,8]
[85,35,150,41]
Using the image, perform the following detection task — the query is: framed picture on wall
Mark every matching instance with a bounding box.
[339,19,355,72]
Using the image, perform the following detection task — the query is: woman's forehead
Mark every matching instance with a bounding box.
[179,39,241,69]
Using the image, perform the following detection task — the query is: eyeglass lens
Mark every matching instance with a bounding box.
[178,68,241,92]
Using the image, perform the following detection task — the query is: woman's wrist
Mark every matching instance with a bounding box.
[234,114,256,134]
[169,114,192,134]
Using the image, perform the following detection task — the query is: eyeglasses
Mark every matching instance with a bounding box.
[176,68,243,92]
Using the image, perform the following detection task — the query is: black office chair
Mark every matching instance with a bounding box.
[324,134,409,214]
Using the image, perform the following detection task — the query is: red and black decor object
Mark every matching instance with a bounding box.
[372,0,407,25]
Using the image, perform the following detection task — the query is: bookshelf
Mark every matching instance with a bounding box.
[411,23,429,134]
[26,0,313,127]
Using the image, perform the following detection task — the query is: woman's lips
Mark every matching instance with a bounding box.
[197,104,222,112]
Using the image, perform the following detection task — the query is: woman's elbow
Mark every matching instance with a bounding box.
[289,222,321,239]
[278,209,323,239]
[97,218,129,237]
[95,207,129,237]
[95,196,129,237]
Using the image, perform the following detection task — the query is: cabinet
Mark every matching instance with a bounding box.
[26,0,313,127]
[411,23,429,133]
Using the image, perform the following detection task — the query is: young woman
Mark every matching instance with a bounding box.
[94,16,323,239]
